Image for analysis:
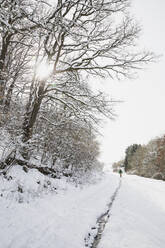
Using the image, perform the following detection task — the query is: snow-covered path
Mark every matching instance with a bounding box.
[0,170,119,248]
[90,179,122,248]
[98,175,165,248]
[1,168,165,248]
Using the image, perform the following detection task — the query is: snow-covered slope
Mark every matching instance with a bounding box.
[99,174,165,248]
[1,167,165,248]
[0,166,119,248]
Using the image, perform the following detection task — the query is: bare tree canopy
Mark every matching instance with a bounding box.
[0,0,155,174]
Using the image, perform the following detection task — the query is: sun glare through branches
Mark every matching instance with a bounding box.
[35,60,52,80]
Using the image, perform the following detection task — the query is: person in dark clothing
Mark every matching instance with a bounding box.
[119,168,123,177]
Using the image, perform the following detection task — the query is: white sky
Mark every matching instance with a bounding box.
[99,0,165,165]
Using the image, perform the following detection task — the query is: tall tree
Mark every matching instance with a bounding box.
[22,0,154,147]
[0,0,154,165]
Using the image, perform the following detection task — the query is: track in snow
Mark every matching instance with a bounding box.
[85,179,122,248]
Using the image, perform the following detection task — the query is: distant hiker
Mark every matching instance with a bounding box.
[119,168,123,177]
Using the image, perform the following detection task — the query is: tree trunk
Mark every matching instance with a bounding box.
[3,79,15,113]
[0,34,12,105]
[21,80,45,159]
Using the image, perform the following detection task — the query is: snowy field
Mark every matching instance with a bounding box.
[0,166,165,248]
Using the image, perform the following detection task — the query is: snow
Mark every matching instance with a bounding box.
[0,166,119,248]
[98,174,165,248]
[0,167,165,248]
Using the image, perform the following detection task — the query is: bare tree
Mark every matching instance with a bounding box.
[22,0,154,145]
[0,0,155,166]
[0,0,47,109]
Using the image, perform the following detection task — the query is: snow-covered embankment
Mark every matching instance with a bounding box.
[0,166,119,248]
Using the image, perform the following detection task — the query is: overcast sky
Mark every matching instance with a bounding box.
[99,0,165,165]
